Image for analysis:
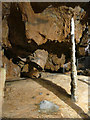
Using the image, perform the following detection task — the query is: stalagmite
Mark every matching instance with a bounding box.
[71,17,77,102]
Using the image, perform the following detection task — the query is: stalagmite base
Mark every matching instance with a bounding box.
[71,65,77,102]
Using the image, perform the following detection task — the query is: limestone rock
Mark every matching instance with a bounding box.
[2,2,89,77]
[27,49,48,69]
[39,100,59,113]
[2,56,20,79]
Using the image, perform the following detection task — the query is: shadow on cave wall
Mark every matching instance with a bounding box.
[4,3,38,60]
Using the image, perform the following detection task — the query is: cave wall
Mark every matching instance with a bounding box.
[2,2,89,78]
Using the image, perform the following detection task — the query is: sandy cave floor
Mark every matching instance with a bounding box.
[2,72,90,119]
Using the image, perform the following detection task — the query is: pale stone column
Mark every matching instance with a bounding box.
[71,17,77,102]
[0,67,6,119]
[0,1,3,119]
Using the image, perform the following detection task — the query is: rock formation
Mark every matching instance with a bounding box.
[2,2,89,78]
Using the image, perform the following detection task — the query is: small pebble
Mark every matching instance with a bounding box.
[32,96,36,99]
[4,87,11,92]
[46,93,49,96]
[38,110,40,112]
[6,83,11,86]
[39,92,42,95]
[84,79,88,81]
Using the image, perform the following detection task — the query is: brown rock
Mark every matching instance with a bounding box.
[2,18,11,47]
[21,67,40,78]
[27,49,48,69]
[45,54,65,71]
[2,2,88,74]
[2,56,21,79]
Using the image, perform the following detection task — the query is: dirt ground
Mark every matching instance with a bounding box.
[2,72,90,119]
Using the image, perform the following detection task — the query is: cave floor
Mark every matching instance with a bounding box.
[2,72,90,119]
